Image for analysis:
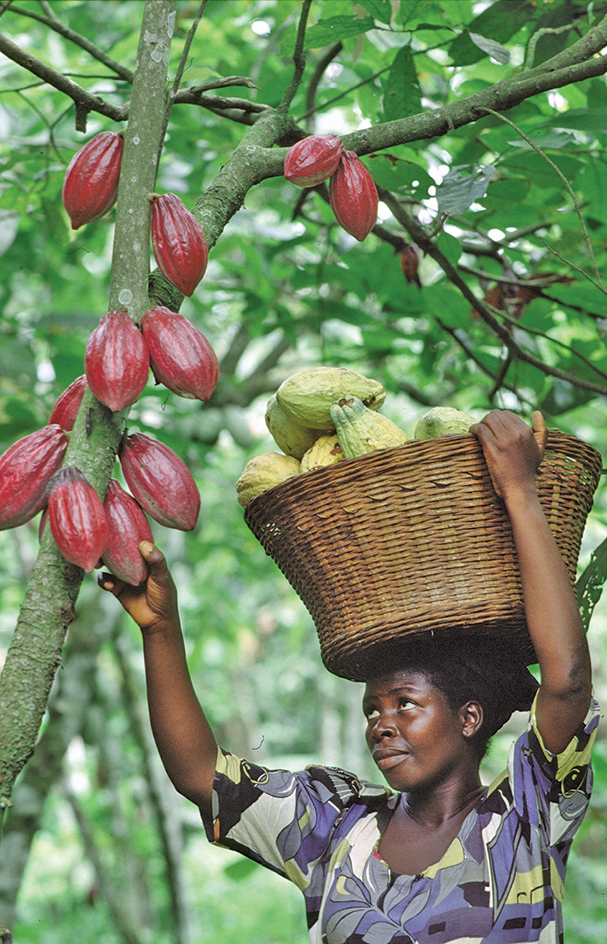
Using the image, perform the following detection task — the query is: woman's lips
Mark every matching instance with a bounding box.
[375,751,409,771]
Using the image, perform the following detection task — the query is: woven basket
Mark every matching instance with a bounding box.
[244,431,602,681]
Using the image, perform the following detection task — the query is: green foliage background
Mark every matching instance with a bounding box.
[1,1,607,941]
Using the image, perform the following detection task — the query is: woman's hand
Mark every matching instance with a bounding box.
[470,409,548,502]
[98,541,179,634]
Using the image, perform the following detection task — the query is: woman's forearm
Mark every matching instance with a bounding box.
[505,488,591,752]
[141,621,218,812]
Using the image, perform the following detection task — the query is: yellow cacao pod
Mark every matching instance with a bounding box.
[330,396,408,458]
[413,407,477,440]
[276,366,385,431]
[236,452,301,507]
[264,394,320,458]
[300,433,344,473]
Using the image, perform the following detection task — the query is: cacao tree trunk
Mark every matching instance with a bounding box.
[0,0,177,837]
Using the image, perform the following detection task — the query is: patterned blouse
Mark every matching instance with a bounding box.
[202,695,599,944]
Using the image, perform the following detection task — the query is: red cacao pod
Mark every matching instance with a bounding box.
[48,466,109,572]
[48,375,87,430]
[102,478,154,585]
[85,310,149,413]
[62,131,123,230]
[141,306,219,401]
[0,424,69,530]
[329,150,378,242]
[151,193,208,296]
[119,432,200,531]
[284,134,343,188]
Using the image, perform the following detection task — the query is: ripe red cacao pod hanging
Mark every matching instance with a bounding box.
[48,466,109,572]
[62,131,124,230]
[329,150,378,242]
[284,134,343,188]
[119,432,200,531]
[151,193,208,296]
[48,375,87,430]
[0,424,69,530]
[102,478,154,586]
[141,306,219,401]
[85,310,149,413]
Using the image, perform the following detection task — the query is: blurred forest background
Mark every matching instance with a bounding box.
[1,1,607,941]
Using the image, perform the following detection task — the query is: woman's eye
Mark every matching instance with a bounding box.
[398,700,414,711]
[365,708,380,721]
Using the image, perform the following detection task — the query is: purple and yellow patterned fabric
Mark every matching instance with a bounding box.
[202,695,599,943]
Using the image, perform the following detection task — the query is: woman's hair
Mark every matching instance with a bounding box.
[365,636,539,760]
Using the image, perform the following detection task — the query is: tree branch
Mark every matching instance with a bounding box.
[6,3,134,81]
[378,187,607,399]
[0,32,127,128]
[279,0,312,111]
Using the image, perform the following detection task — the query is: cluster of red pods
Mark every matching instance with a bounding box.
[0,130,220,584]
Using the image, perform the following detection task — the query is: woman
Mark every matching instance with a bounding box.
[100,409,599,943]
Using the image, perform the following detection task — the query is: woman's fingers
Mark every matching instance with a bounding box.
[532,410,547,459]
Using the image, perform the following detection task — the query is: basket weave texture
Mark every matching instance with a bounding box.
[244,430,602,681]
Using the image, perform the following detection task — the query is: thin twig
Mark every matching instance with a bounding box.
[279,0,313,111]
[158,0,208,160]
[304,41,342,132]
[6,2,134,81]
[524,22,581,70]
[477,106,604,290]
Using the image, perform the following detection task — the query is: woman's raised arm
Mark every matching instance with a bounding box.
[99,541,218,815]
[471,410,592,755]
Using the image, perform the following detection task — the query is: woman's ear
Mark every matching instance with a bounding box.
[460,701,484,739]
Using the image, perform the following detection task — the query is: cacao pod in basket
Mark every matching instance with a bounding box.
[141,306,219,401]
[48,466,108,572]
[0,424,69,530]
[62,131,123,229]
[85,310,149,413]
[119,432,200,531]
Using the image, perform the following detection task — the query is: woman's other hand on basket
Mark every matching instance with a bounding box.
[470,409,547,502]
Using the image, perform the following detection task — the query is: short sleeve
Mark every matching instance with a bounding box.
[201,748,388,890]
[508,693,600,842]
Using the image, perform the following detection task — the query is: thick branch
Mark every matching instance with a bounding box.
[254,16,607,177]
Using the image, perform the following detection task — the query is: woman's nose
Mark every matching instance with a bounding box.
[370,711,397,739]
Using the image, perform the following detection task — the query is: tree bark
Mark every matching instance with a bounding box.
[0,0,177,836]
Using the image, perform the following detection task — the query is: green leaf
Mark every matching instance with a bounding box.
[577,532,607,632]
[447,0,532,65]
[304,15,375,48]
[357,0,393,24]
[436,232,462,267]
[502,152,581,189]
[481,177,530,210]
[424,283,469,327]
[367,152,432,198]
[436,164,494,215]
[468,32,510,64]
[382,45,422,122]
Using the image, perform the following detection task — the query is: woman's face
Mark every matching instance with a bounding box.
[363,669,475,794]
